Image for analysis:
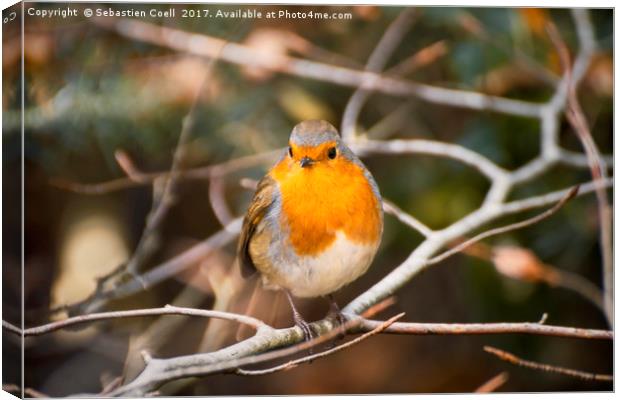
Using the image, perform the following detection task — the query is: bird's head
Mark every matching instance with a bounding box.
[287,120,343,169]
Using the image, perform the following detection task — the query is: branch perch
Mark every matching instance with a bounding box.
[484,346,613,382]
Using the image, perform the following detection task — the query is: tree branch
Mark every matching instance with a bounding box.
[8,305,268,337]
[383,199,434,237]
[484,346,613,382]
[474,372,509,393]
[351,138,509,182]
[104,312,610,396]
[55,218,241,315]
[235,313,404,376]
[341,8,417,141]
[547,12,613,327]
[427,186,579,266]
[92,16,542,118]
[358,319,611,340]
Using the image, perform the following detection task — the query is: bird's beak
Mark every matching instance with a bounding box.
[300,156,314,168]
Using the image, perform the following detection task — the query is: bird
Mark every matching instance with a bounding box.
[237,120,383,340]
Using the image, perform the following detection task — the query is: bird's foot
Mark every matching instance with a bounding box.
[326,295,347,342]
[285,291,315,353]
[292,310,315,343]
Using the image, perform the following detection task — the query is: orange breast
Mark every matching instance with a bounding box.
[270,157,381,256]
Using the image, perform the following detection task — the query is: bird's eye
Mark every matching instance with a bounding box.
[327,147,337,159]
[288,146,293,157]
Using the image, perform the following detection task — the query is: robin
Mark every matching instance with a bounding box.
[237,120,383,340]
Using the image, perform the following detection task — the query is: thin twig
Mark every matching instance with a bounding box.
[545,266,605,313]
[104,308,612,396]
[110,314,371,396]
[360,296,398,319]
[500,178,611,215]
[108,313,612,396]
[351,138,509,182]
[7,305,268,337]
[208,173,235,226]
[235,313,404,376]
[99,376,124,396]
[484,346,613,382]
[123,55,218,277]
[50,149,281,195]
[474,372,509,393]
[383,199,434,237]
[386,40,449,77]
[547,16,613,327]
[2,384,48,398]
[427,186,579,266]
[92,16,542,118]
[2,319,21,335]
[114,150,149,183]
[458,11,559,86]
[357,319,611,340]
[54,217,242,315]
[341,8,417,141]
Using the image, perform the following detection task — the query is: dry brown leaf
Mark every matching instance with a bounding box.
[126,57,219,105]
[354,6,380,21]
[477,64,540,95]
[585,53,613,97]
[25,33,54,65]
[458,12,486,37]
[491,245,550,283]
[241,28,302,81]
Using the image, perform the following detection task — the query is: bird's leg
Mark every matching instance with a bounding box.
[327,294,347,340]
[285,290,314,342]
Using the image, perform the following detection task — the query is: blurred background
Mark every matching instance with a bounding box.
[2,2,613,396]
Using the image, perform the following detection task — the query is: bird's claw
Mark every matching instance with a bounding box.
[293,312,315,343]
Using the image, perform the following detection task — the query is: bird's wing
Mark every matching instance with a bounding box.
[237,174,277,277]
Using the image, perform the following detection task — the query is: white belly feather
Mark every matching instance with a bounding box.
[262,231,379,298]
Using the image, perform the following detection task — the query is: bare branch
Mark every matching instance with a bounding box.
[359,296,398,318]
[341,8,417,140]
[92,17,542,118]
[546,266,605,313]
[457,11,559,87]
[351,138,509,182]
[547,13,613,327]
[358,319,611,340]
[107,316,350,396]
[383,199,434,237]
[107,310,611,396]
[474,372,509,393]
[427,186,579,266]
[50,148,281,195]
[9,305,268,337]
[2,320,21,335]
[208,173,235,226]
[2,384,48,398]
[99,376,124,396]
[123,53,222,278]
[235,313,404,376]
[114,150,150,183]
[344,179,609,316]
[500,178,612,215]
[484,346,613,382]
[386,40,448,77]
[57,217,241,315]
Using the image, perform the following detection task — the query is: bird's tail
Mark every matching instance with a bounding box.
[197,258,249,352]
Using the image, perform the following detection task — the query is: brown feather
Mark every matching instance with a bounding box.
[237,174,277,277]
